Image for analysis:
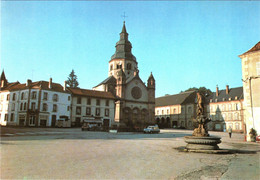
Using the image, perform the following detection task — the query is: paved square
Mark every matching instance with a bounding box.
[1,128,259,179]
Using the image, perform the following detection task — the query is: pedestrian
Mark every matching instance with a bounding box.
[228,126,232,138]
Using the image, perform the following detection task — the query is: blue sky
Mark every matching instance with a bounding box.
[1,1,260,97]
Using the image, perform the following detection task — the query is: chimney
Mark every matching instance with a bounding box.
[26,79,32,86]
[226,85,229,94]
[216,85,219,97]
[49,78,52,89]
[63,81,67,91]
[1,80,4,88]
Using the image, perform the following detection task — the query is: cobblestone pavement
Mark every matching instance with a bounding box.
[1,127,259,179]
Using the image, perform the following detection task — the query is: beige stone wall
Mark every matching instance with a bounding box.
[240,50,260,140]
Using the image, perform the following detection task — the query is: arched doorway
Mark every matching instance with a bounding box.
[166,117,171,128]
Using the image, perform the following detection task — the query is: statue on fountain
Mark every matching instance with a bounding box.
[192,92,211,137]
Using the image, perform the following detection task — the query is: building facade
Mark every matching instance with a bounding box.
[67,87,115,128]
[0,73,71,127]
[155,91,197,129]
[155,86,245,132]
[206,86,244,133]
[93,22,156,130]
[239,41,260,140]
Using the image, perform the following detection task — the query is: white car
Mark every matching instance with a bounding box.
[143,125,160,134]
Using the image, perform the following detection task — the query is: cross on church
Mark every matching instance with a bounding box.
[121,12,128,21]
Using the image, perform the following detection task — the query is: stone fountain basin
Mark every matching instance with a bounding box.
[184,136,221,150]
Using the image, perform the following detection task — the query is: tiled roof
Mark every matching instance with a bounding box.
[155,91,196,107]
[67,87,115,99]
[1,81,66,93]
[206,87,243,103]
[240,41,260,55]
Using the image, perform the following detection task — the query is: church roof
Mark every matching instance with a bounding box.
[110,21,136,62]
[240,41,260,56]
[156,91,196,107]
[93,76,116,88]
[67,87,115,99]
[205,86,243,103]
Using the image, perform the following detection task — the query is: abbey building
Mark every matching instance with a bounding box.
[93,22,156,129]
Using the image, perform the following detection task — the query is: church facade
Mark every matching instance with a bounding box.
[93,22,156,130]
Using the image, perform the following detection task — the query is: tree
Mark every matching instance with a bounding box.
[181,87,212,97]
[66,69,79,88]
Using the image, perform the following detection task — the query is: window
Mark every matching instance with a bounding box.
[24,102,27,110]
[157,110,159,115]
[228,113,232,120]
[117,64,122,69]
[53,94,58,102]
[235,123,240,130]
[67,106,70,111]
[234,113,238,120]
[166,109,169,114]
[105,109,109,116]
[4,114,8,121]
[222,104,226,111]
[11,103,15,111]
[86,107,91,115]
[77,97,81,104]
[12,93,16,101]
[106,100,109,106]
[96,108,100,116]
[42,103,48,111]
[127,63,132,70]
[162,110,164,115]
[87,98,91,105]
[228,104,232,111]
[21,92,24,100]
[43,92,48,100]
[235,104,239,110]
[19,103,23,111]
[10,113,14,122]
[68,96,70,101]
[53,104,57,112]
[110,65,113,71]
[6,94,10,101]
[96,99,100,106]
[29,115,36,125]
[76,106,81,115]
[0,104,2,111]
[31,102,36,110]
[31,91,37,99]
[173,108,176,114]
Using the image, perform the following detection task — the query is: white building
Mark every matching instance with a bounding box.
[67,87,115,128]
[0,72,71,127]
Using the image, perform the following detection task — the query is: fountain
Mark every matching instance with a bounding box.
[184,92,221,151]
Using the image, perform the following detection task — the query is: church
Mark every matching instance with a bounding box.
[93,21,156,130]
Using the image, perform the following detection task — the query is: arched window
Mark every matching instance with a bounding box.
[110,65,113,71]
[127,63,132,70]
[24,102,27,110]
[21,92,24,100]
[20,103,23,110]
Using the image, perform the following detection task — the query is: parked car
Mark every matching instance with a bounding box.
[82,123,100,131]
[144,125,160,134]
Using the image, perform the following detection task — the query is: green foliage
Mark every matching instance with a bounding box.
[66,69,79,88]
[182,87,212,97]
